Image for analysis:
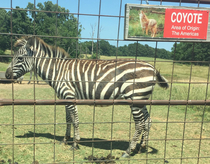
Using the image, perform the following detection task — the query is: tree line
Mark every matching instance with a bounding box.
[171,42,210,65]
[79,40,172,59]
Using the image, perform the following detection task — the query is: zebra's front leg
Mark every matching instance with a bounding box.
[64,105,80,150]
[122,106,145,157]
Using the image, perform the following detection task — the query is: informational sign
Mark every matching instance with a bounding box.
[124,4,210,42]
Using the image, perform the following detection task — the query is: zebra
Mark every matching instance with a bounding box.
[5,36,169,157]
[28,69,39,84]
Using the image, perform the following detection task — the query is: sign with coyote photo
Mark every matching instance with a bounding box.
[124,4,210,42]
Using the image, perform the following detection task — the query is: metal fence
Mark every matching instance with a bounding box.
[0,0,210,164]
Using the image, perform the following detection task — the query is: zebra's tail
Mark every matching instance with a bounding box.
[156,70,169,89]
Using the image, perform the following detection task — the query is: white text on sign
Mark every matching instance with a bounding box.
[171,12,203,24]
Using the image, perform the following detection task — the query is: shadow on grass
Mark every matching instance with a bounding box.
[16,131,158,154]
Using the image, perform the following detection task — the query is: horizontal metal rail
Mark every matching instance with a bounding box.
[0,99,209,106]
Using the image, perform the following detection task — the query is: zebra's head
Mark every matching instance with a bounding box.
[5,36,34,79]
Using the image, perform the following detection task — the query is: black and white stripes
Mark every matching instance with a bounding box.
[6,36,169,157]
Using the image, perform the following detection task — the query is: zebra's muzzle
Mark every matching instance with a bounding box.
[5,67,17,79]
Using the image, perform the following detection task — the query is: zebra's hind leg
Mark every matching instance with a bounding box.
[122,105,148,157]
[63,105,72,145]
[64,105,80,150]
[139,117,152,153]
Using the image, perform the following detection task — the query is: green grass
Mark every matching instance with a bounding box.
[5,50,13,55]
[0,82,210,163]
[0,62,9,72]
[0,57,210,163]
[0,50,12,71]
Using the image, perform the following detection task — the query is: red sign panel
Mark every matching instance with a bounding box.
[163,8,209,39]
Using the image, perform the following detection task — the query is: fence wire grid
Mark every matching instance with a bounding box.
[0,0,210,164]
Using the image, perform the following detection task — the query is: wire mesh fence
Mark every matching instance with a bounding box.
[0,0,210,164]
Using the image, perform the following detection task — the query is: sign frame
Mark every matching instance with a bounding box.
[124,4,210,42]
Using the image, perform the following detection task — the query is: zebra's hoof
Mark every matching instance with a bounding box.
[70,145,80,151]
[62,136,71,145]
[60,139,69,145]
[60,141,67,145]
[141,143,146,148]
[121,152,129,158]
[61,140,68,145]
[138,145,146,154]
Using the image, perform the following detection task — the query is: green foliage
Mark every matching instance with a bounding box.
[80,41,172,59]
[26,1,82,58]
[0,7,34,52]
[172,42,210,65]
[0,1,81,59]
[117,43,172,59]
[99,40,116,56]
[80,40,116,57]
[0,9,12,52]
[89,53,100,59]
[10,6,34,34]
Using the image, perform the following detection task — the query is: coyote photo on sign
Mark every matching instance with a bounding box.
[128,7,165,38]
[139,10,157,37]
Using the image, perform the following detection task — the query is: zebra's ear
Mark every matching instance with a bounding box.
[26,36,35,47]
[25,40,35,57]
[14,39,26,47]
[14,36,30,47]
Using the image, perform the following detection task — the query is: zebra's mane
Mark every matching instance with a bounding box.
[14,36,69,59]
